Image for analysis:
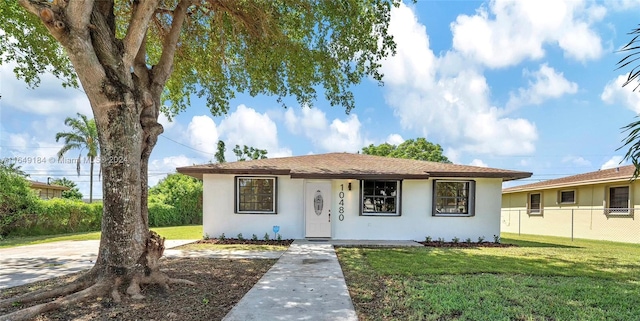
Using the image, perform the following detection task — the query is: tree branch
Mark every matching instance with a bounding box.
[152,0,193,90]
[67,0,95,31]
[133,34,151,88]
[123,0,161,69]
[16,0,44,17]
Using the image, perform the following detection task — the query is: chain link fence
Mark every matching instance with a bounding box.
[501,208,640,244]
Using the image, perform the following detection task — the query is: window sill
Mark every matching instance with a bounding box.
[433,213,474,217]
[360,212,400,217]
[604,210,634,217]
[235,212,277,215]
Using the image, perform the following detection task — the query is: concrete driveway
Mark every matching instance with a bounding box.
[0,240,195,290]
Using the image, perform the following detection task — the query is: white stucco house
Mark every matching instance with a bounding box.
[177,153,531,241]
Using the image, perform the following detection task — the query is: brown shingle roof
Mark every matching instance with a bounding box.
[29,180,70,191]
[177,153,531,181]
[503,165,636,193]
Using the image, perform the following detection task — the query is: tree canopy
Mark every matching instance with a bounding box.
[50,177,83,200]
[233,144,268,161]
[362,138,451,163]
[0,0,398,318]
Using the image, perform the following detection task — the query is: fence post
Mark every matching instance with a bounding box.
[518,209,521,235]
[571,209,574,241]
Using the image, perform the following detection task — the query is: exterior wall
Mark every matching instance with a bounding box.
[203,174,504,241]
[502,181,640,243]
[32,188,64,199]
[203,174,304,239]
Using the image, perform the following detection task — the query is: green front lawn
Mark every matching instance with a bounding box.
[0,225,202,248]
[336,233,640,321]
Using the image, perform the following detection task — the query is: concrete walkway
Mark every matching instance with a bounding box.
[223,240,358,321]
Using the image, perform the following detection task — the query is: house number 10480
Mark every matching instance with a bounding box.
[338,184,346,221]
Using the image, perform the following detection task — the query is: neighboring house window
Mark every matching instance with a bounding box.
[432,180,475,217]
[528,193,542,215]
[559,190,576,204]
[361,180,400,216]
[606,186,630,215]
[235,177,277,214]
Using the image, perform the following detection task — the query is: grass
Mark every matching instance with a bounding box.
[336,233,640,321]
[0,225,202,249]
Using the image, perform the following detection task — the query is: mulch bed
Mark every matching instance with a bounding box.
[418,241,516,248]
[0,257,276,321]
[196,238,294,246]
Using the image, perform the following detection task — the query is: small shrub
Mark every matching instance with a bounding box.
[425,236,432,243]
[493,234,501,244]
[237,233,244,241]
[452,237,459,244]
[252,234,258,241]
[203,233,210,240]
[263,232,270,241]
[277,234,282,241]
[219,233,226,240]
[477,236,485,243]
[465,238,472,243]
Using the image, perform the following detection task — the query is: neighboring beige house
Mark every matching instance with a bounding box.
[178,153,531,241]
[502,165,640,244]
[29,180,70,199]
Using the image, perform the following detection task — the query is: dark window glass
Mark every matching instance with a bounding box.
[362,180,399,215]
[236,177,276,213]
[609,186,629,210]
[529,193,541,213]
[560,191,575,203]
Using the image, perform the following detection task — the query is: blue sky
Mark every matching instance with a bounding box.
[2,0,640,199]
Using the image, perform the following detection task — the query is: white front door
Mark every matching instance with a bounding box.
[305,181,332,238]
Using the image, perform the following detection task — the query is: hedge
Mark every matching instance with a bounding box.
[5,198,202,237]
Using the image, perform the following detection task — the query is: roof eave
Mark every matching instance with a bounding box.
[502,176,634,193]
[428,171,532,181]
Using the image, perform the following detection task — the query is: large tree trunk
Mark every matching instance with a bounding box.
[1,2,194,319]
[91,89,147,279]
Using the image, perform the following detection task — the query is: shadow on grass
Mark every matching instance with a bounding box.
[501,238,581,248]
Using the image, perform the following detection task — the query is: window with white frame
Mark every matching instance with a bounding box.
[528,192,542,215]
[559,190,576,204]
[432,180,475,216]
[235,177,277,214]
[606,186,630,215]
[361,180,400,216]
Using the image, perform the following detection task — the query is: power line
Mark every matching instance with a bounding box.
[159,135,214,156]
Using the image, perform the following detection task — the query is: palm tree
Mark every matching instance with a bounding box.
[55,113,99,202]
[619,25,640,178]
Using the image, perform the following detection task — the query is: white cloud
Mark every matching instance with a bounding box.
[386,134,404,146]
[507,64,578,109]
[605,0,640,10]
[379,2,436,90]
[148,155,197,186]
[381,4,538,157]
[469,159,488,167]
[451,0,604,68]
[218,105,292,159]
[600,156,626,170]
[0,63,92,116]
[601,74,640,113]
[158,112,175,130]
[186,115,219,156]
[562,155,591,167]
[284,107,366,153]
